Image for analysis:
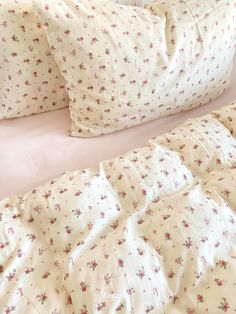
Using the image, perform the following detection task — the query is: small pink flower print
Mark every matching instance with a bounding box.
[182,220,189,228]
[67,295,72,306]
[0,241,9,250]
[42,272,50,279]
[215,278,224,286]
[218,298,230,312]
[117,239,125,245]
[194,159,203,166]
[216,158,221,165]
[153,288,159,296]
[111,220,119,229]
[141,235,149,242]
[80,305,88,314]
[80,281,87,292]
[186,308,195,314]
[126,288,135,296]
[119,191,126,198]
[183,237,193,249]
[65,225,72,234]
[22,11,30,18]
[137,218,144,224]
[4,306,15,314]
[145,305,154,313]
[64,244,72,254]
[33,206,42,213]
[74,191,82,197]
[132,201,138,209]
[197,294,204,303]
[50,218,57,224]
[165,232,171,240]
[104,274,112,285]
[201,237,208,243]
[136,266,146,279]
[222,189,230,198]
[118,259,124,267]
[87,260,98,271]
[6,270,16,282]
[115,303,125,312]
[168,270,175,279]
[36,293,48,305]
[163,214,171,220]
[76,240,84,247]
[97,302,106,311]
[24,267,34,274]
[91,37,98,44]
[137,248,144,256]
[72,208,82,217]
[171,295,178,304]
[216,259,228,269]
[43,191,51,199]
[17,288,23,297]
[12,213,20,219]
[175,257,184,265]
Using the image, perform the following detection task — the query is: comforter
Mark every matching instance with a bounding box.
[1,101,236,314]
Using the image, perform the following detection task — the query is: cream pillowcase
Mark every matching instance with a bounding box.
[35,0,236,137]
[0,0,69,119]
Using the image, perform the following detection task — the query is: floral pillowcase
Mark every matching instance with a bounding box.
[34,0,236,137]
[0,0,149,120]
[0,0,69,119]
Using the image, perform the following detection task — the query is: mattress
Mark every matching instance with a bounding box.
[0,56,236,200]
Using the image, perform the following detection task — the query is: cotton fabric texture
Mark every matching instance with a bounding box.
[1,100,236,312]
[0,0,69,119]
[34,0,236,137]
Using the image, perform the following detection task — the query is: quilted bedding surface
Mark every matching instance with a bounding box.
[0,101,236,314]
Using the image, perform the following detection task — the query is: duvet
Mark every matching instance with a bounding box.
[1,101,236,314]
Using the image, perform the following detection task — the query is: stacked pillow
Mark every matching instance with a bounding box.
[0,0,69,119]
[1,0,236,138]
[0,0,143,119]
[34,0,236,137]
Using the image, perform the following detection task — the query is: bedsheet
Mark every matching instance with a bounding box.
[0,56,236,200]
[1,100,236,313]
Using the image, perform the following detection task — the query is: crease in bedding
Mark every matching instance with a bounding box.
[0,100,236,313]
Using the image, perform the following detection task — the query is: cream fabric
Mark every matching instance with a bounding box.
[35,0,236,137]
[1,100,236,312]
[213,100,236,137]
[0,0,69,119]
[114,0,151,5]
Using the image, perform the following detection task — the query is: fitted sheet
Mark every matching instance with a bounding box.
[0,57,236,200]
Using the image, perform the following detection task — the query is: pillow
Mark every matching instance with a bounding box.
[0,0,69,119]
[34,0,236,137]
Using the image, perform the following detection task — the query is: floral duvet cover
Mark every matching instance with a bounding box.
[1,101,236,314]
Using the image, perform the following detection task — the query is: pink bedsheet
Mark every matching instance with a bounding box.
[1,59,236,200]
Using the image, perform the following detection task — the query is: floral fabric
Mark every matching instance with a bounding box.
[34,0,236,137]
[0,0,69,119]
[1,100,236,313]
[213,100,236,137]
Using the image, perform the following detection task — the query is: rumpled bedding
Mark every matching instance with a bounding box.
[0,101,236,313]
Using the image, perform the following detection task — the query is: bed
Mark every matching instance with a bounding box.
[1,0,236,313]
[1,94,236,313]
[0,56,236,201]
